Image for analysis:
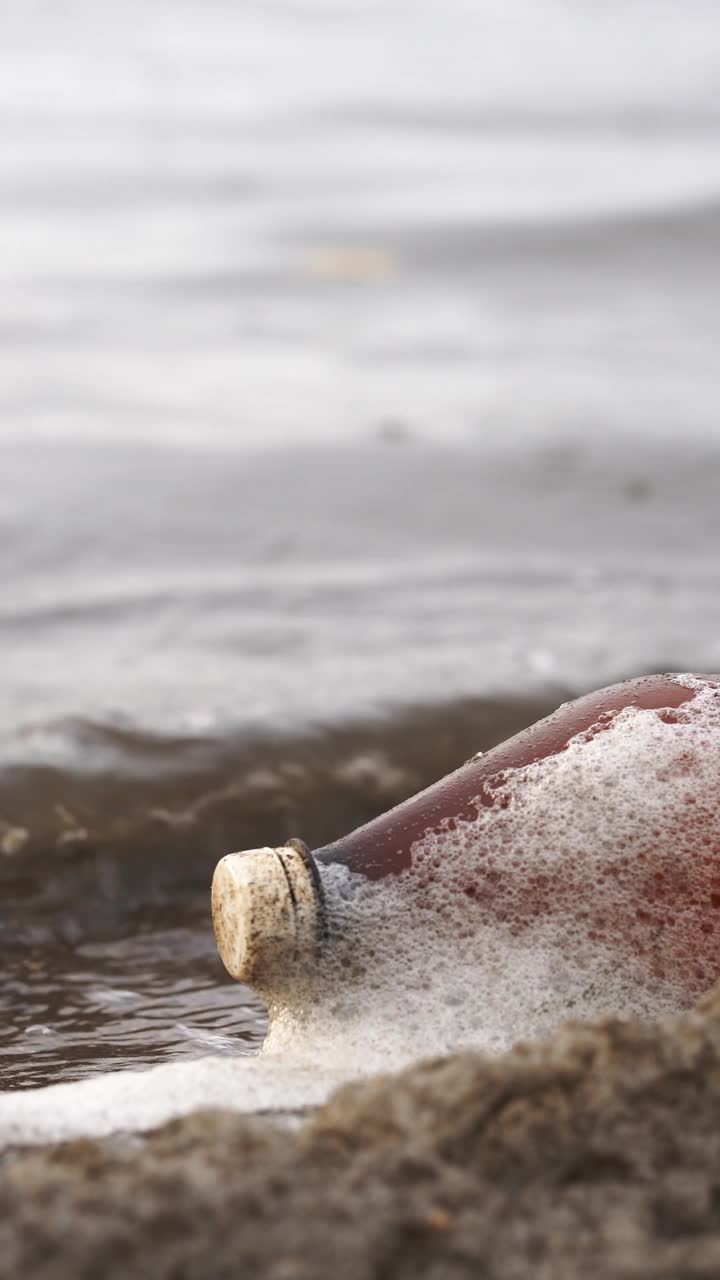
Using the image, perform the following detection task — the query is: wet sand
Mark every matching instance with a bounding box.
[4,988,720,1279]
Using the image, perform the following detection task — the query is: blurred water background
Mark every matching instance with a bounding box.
[2,0,720,1089]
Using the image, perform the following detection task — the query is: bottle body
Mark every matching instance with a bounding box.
[213,673,720,1000]
[313,674,703,882]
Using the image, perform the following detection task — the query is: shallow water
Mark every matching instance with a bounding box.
[2,0,720,1099]
[0,906,266,1091]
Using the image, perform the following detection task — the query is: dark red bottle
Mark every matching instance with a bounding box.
[212,673,720,993]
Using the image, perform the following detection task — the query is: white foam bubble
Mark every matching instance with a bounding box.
[0,1056,349,1147]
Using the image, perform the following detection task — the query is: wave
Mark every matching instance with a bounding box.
[0,694,563,941]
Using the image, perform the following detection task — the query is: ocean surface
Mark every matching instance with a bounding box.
[2,0,720,1103]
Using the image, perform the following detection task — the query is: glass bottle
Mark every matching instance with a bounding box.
[212,673,720,993]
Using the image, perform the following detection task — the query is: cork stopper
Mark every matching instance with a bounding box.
[211,841,324,984]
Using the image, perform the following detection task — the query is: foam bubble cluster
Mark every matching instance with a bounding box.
[264,676,720,1074]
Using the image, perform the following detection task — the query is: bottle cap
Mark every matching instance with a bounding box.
[212,840,324,984]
